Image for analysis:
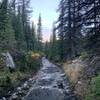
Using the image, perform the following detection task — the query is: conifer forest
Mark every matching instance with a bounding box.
[0,0,100,100]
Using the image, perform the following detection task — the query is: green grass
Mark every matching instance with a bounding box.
[0,68,32,97]
[85,75,100,100]
[0,51,41,97]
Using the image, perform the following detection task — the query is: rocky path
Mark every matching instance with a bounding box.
[24,57,76,100]
[1,57,76,100]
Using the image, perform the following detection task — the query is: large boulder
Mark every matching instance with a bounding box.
[1,52,15,69]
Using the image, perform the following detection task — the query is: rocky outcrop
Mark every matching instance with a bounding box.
[1,52,15,69]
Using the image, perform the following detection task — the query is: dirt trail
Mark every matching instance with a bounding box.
[24,57,76,100]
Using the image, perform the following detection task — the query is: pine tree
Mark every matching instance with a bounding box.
[57,0,66,60]
[57,0,83,60]
[31,22,36,51]
[15,5,26,52]
[50,22,58,60]
[83,0,100,56]
[37,14,43,51]
[0,0,16,52]
[25,23,36,51]
[16,0,32,51]
[44,41,50,57]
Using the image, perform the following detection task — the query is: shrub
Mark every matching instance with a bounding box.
[15,51,27,72]
[80,52,88,60]
[25,51,41,72]
[0,75,14,97]
[63,59,84,83]
[0,56,5,69]
[85,75,100,100]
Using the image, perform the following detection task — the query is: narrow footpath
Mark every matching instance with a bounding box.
[24,57,76,100]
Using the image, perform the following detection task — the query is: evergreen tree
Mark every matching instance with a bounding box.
[50,23,58,60]
[44,41,50,57]
[0,0,16,52]
[31,22,36,51]
[57,0,83,60]
[83,0,100,57]
[37,14,43,51]
[57,0,66,60]
[16,0,32,51]
[25,23,36,51]
[15,5,26,52]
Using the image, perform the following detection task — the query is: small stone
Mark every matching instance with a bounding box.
[65,86,69,89]
[18,90,22,94]
[29,78,33,82]
[77,81,82,85]
[2,97,6,100]
[66,89,70,93]
[17,87,22,91]
[61,74,66,77]
[17,90,26,97]
[11,93,18,100]
[8,91,11,95]
[23,82,28,88]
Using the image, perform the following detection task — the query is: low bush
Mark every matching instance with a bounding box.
[63,58,84,83]
[18,51,41,72]
[25,51,41,72]
[0,72,14,97]
[80,52,88,60]
[0,51,42,97]
[0,56,5,69]
[85,75,100,100]
[0,69,33,97]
